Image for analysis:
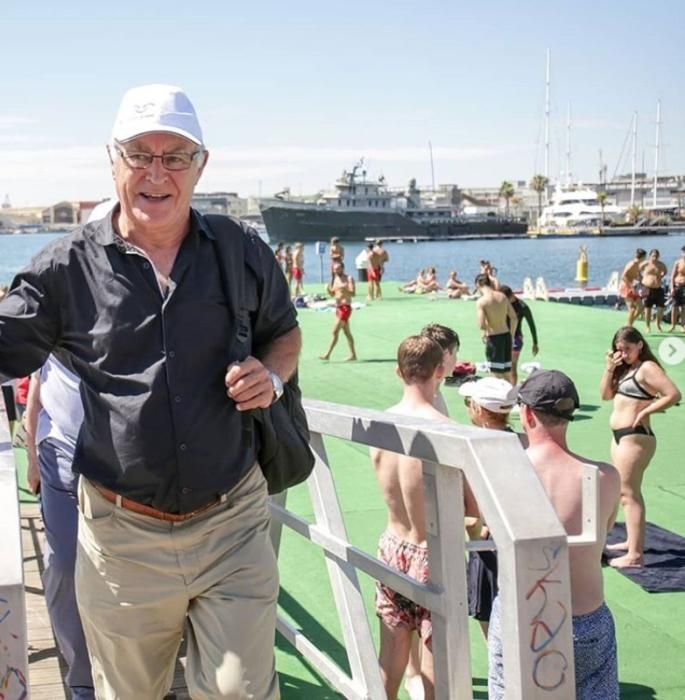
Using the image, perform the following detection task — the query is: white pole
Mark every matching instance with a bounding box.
[428,140,436,191]
[630,112,637,209]
[566,102,572,187]
[544,49,551,192]
[653,100,661,208]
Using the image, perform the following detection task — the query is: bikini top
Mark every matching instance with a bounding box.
[616,368,657,401]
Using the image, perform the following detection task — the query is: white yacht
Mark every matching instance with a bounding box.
[538,186,624,229]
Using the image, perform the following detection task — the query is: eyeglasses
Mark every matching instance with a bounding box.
[114,145,203,171]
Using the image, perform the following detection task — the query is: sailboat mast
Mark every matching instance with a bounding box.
[653,100,661,208]
[428,141,436,191]
[630,111,638,209]
[565,102,572,187]
[544,49,551,188]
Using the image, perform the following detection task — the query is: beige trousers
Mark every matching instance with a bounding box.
[75,465,280,700]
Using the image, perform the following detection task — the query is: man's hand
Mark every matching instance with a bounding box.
[532,344,539,356]
[225,356,274,411]
[27,453,41,496]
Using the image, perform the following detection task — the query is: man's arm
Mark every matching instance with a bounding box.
[670,262,678,292]
[620,262,633,285]
[24,373,42,495]
[522,303,539,349]
[347,276,356,296]
[506,301,518,338]
[476,301,488,340]
[0,269,60,382]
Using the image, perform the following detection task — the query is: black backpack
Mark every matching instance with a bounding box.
[205,214,315,494]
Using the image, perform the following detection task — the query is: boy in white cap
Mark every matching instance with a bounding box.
[458,377,519,638]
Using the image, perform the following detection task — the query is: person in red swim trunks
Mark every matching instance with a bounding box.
[619,248,646,327]
[291,242,304,297]
[320,261,357,361]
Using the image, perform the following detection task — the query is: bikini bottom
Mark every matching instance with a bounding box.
[612,425,655,445]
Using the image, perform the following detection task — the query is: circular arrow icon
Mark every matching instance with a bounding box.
[658,337,685,366]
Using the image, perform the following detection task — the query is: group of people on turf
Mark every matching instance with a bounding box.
[619,245,685,332]
[371,315,679,699]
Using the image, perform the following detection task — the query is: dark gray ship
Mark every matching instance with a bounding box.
[260,162,527,242]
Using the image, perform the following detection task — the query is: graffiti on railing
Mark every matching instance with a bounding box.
[0,596,26,700]
[0,599,10,625]
[526,544,569,691]
[0,665,27,700]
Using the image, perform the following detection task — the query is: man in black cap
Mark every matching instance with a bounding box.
[488,370,621,700]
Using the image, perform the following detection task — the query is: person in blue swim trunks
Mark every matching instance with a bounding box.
[489,370,621,699]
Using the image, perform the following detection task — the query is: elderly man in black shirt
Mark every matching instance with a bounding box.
[0,84,300,699]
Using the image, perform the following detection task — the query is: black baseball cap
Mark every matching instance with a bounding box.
[518,370,579,420]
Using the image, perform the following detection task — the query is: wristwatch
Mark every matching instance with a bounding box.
[269,371,284,403]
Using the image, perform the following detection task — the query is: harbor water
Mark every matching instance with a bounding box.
[2,232,685,291]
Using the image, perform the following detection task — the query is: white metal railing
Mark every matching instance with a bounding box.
[270,398,600,700]
[0,407,29,700]
[0,396,599,700]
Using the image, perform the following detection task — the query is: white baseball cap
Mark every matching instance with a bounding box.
[458,377,517,413]
[111,84,203,146]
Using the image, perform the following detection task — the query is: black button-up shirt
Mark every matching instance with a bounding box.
[0,209,297,513]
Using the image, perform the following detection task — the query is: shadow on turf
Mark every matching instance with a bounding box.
[356,358,396,363]
[277,588,351,677]
[618,682,657,698]
[578,403,600,413]
[278,670,342,700]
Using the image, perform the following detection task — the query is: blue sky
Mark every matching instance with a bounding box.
[1,0,683,206]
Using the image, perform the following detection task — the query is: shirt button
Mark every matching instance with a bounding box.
[179,443,187,451]
[181,487,192,495]
[168,350,176,358]
[143,261,150,269]
[174,395,182,403]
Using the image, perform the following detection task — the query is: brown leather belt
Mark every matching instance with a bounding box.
[93,484,224,523]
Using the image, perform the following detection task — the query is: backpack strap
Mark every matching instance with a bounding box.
[204,213,257,361]
[203,213,259,451]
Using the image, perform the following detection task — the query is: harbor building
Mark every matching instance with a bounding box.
[191,191,248,218]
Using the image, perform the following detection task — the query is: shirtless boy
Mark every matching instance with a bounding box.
[420,323,459,416]
[374,239,390,285]
[639,249,668,332]
[366,243,381,300]
[445,271,470,299]
[475,274,517,382]
[367,241,388,301]
[669,246,685,332]
[320,261,357,361]
[371,335,477,700]
[329,236,344,270]
[619,248,646,326]
[291,242,305,297]
[488,370,620,699]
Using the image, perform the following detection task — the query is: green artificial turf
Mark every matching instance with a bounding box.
[277,285,685,699]
[13,284,685,698]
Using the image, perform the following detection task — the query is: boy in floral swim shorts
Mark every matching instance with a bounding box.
[370,335,478,700]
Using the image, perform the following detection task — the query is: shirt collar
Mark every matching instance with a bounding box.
[87,205,214,246]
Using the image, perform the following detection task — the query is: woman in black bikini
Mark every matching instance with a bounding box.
[600,326,681,568]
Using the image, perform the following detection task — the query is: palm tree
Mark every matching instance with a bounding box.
[499,181,515,218]
[530,174,549,223]
[628,204,643,224]
[597,191,608,233]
